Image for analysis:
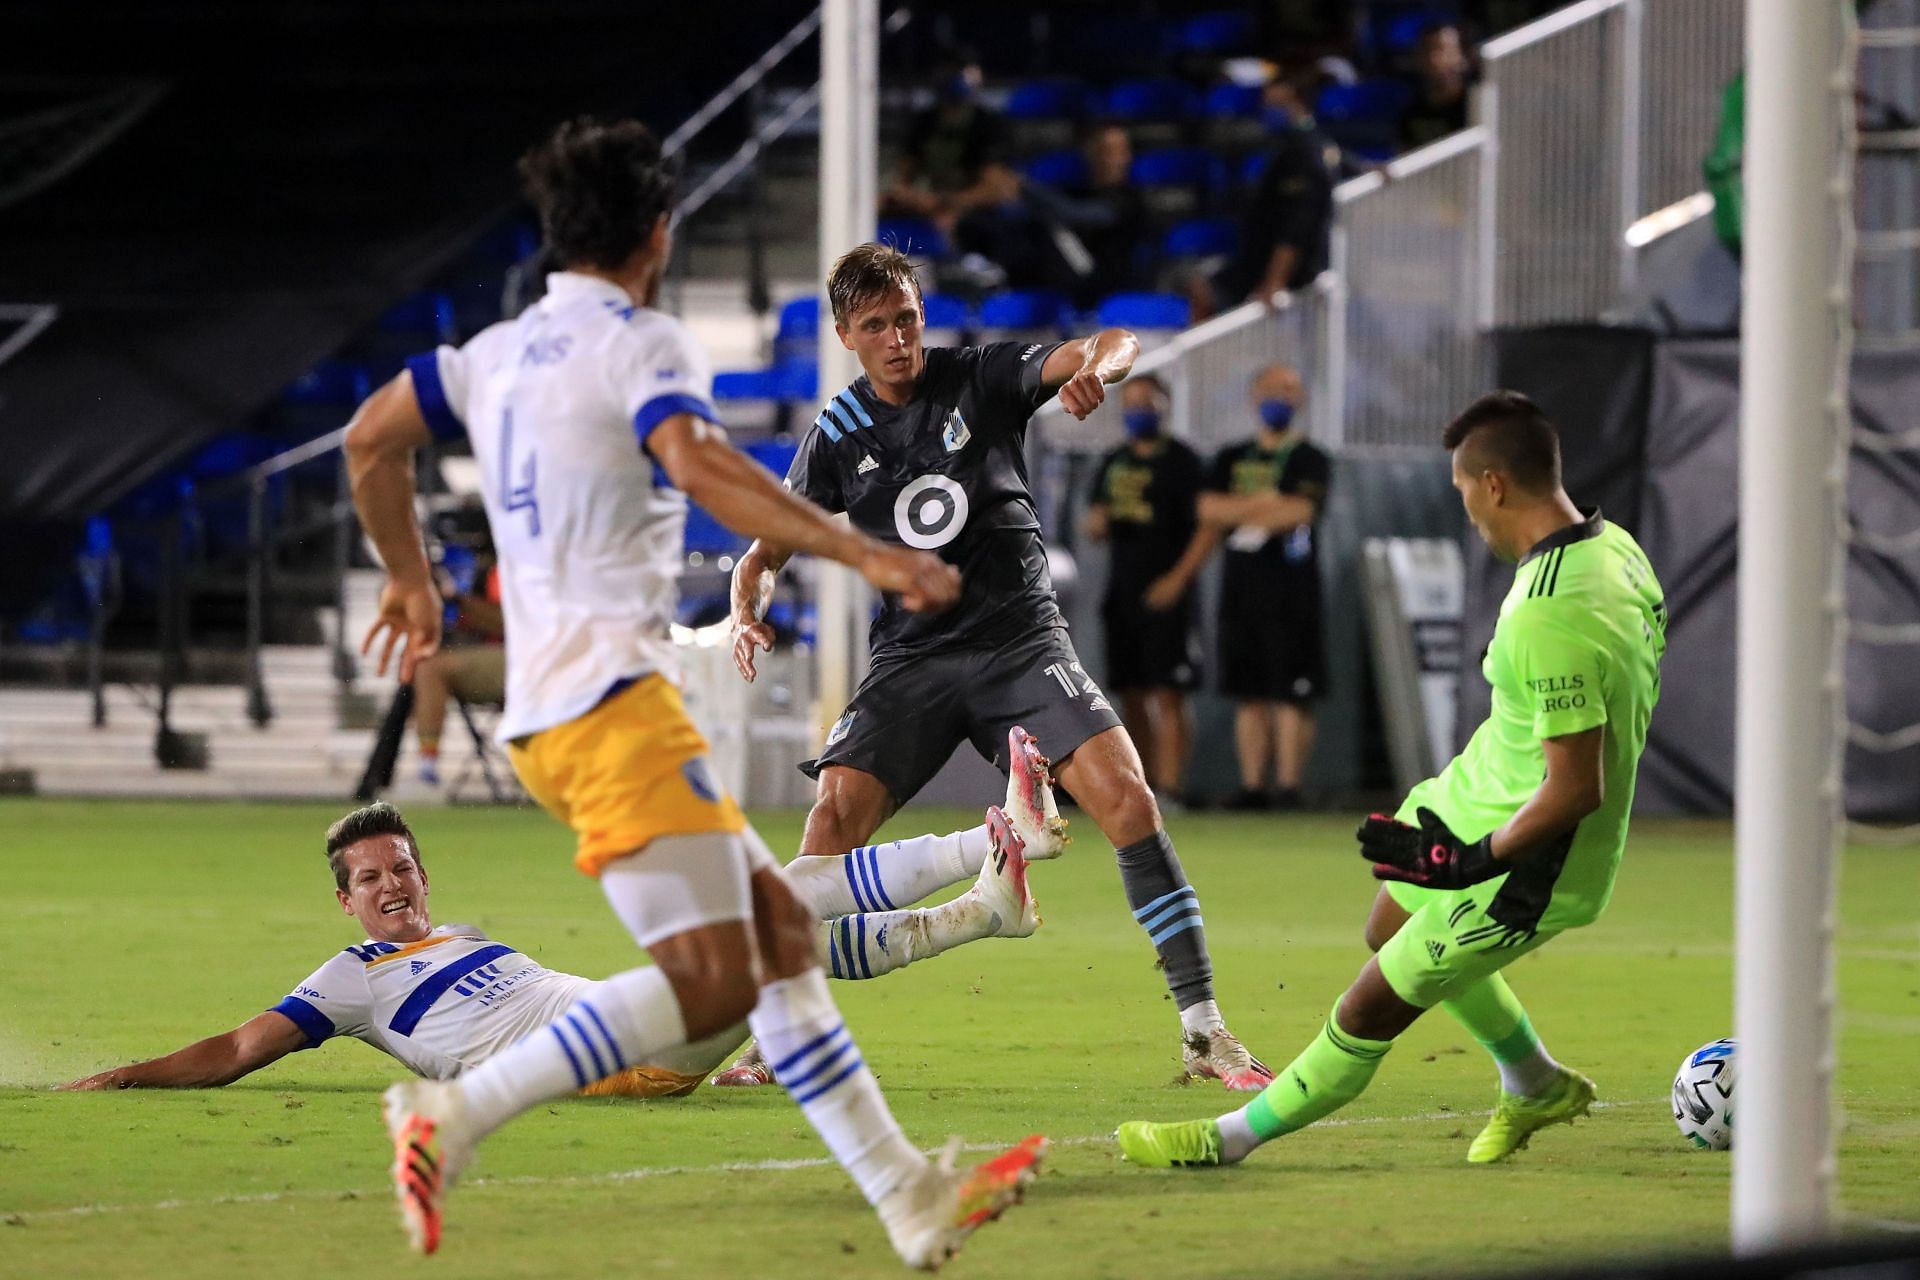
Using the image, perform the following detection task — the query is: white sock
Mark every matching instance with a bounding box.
[1214,1108,1260,1163]
[1498,1043,1565,1098]
[820,891,996,980]
[1179,998,1226,1038]
[454,966,687,1138]
[784,827,990,918]
[749,968,926,1205]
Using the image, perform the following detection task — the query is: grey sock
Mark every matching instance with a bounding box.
[1116,830,1215,1009]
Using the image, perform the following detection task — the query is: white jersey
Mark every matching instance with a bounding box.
[408,271,715,742]
[269,924,591,1079]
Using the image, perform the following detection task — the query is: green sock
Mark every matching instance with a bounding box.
[1442,974,1559,1094]
[1240,1004,1394,1142]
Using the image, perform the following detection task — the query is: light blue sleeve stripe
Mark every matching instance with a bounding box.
[836,389,873,428]
[1149,911,1206,946]
[823,401,859,438]
[814,412,843,443]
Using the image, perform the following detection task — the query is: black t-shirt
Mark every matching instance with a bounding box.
[1398,88,1470,151]
[905,105,1008,194]
[786,342,1065,658]
[1205,435,1332,610]
[1224,123,1336,296]
[1088,438,1203,602]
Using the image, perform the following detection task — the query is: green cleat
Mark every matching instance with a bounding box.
[1466,1067,1598,1164]
[1114,1118,1224,1169]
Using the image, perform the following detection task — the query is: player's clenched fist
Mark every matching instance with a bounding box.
[1057,363,1108,420]
[858,542,961,613]
[732,620,775,682]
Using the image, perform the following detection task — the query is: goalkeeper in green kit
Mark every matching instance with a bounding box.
[1117,391,1667,1168]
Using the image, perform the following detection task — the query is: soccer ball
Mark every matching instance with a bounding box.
[1671,1037,1736,1150]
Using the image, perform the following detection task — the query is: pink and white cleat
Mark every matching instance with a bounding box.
[1003,726,1069,861]
[710,1040,775,1088]
[977,806,1040,937]
[1183,1029,1276,1093]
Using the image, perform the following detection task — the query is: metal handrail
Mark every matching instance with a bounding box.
[661,8,824,156]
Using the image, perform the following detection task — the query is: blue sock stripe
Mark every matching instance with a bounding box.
[790,1055,867,1105]
[565,1012,610,1080]
[550,1023,589,1088]
[576,1002,628,1072]
[853,849,879,913]
[855,913,872,979]
[844,856,872,913]
[1131,885,1196,921]
[828,926,843,978]
[771,1021,850,1076]
[1149,911,1206,947]
[1139,892,1204,934]
[775,1032,857,1091]
[839,918,858,980]
[864,846,897,910]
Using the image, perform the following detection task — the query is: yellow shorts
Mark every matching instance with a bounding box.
[508,674,746,877]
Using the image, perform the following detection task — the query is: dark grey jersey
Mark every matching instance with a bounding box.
[786,341,1066,657]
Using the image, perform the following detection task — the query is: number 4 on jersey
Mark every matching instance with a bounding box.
[499,408,540,537]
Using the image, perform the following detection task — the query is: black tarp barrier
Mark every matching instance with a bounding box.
[1475,327,1920,820]
[0,1,795,520]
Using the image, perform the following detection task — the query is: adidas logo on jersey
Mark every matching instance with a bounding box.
[1089,696,1111,713]
[857,453,878,475]
[410,960,433,975]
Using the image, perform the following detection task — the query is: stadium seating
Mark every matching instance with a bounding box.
[1022,148,1090,188]
[1103,79,1197,149]
[1005,78,1090,151]
[876,216,950,259]
[1130,147,1225,220]
[978,289,1072,340]
[1162,217,1238,261]
[1096,292,1191,332]
[1176,11,1255,55]
[1314,80,1414,159]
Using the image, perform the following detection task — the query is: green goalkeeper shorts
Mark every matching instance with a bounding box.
[1376,881,1559,1008]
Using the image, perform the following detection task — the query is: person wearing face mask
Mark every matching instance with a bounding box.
[1192,363,1332,810]
[1084,374,1206,806]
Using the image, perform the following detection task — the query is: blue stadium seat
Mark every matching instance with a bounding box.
[778,296,821,339]
[1022,148,1089,188]
[282,360,372,406]
[773,360,819,402]
[1097,292,1190,331]
[920,293,970,330]
[1103,79,1197,124]
[877,216,950,259]
[979,290,1071,331]
[1130,148,1223,189]
[1005,79,1089,121]
[744,437,799,478]
[1178,11,1254,54]
[378,292,458,343]
[1162,217,1238,259]
[1201,82,1263,119]
[713,370,784,402]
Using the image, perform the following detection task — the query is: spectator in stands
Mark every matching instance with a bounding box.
[412,548,505,786]
[1170,363,1331,810]
[1186,68,1335,322]
[880,48,1021,234]
[1397,22,1474,152]
[1017,121,1152,308]
[1083,374,1205,806]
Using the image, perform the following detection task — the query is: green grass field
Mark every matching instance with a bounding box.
[2,799,1916,1278]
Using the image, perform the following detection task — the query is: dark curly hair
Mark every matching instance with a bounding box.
[519,116,676,272]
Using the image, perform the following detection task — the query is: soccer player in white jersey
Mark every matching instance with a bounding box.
[342,117,1041,1268]
[62,804,718,1095]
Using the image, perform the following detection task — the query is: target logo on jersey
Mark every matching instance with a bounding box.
[894,474,970,549]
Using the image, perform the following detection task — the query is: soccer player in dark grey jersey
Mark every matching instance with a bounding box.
[724,243,1273,1091]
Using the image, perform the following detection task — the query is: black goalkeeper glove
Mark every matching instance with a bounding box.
[1355,806,1502,890]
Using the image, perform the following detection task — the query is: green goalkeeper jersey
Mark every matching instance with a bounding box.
[1398,510,1666,932]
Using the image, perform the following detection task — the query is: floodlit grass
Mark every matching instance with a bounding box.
[2,799,1914,1277]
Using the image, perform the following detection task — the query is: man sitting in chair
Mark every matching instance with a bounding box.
[413,538,506,788]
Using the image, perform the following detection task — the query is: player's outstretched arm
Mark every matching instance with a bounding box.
[650,413,959,613]
[60,1011,308,1090]
[1041,328,1140,420]
[731,538,796,682]
[344,371,442,683]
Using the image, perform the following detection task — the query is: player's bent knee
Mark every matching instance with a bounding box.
[749,868,819,980]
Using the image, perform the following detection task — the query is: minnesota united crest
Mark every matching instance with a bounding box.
[941,407,971,453]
